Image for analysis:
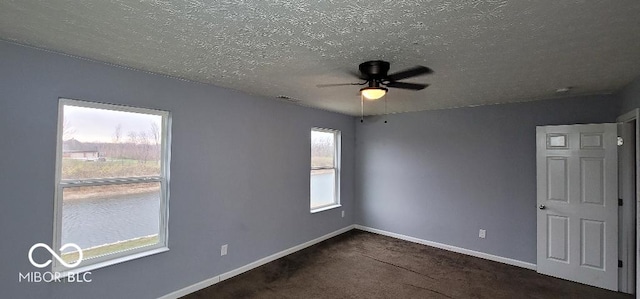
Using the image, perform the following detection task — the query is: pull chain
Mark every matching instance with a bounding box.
[384,96,388,123]
[360,94,364,123]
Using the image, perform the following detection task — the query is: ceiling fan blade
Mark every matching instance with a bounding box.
[316,82,366,88]
[385,82,429,90]
[386,66,433,81]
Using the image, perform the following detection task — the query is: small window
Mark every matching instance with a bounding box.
[310,128,341,212]
[53,98,170,274]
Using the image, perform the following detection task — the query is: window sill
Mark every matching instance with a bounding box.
[310,204,341,214]
[55,246,169,279]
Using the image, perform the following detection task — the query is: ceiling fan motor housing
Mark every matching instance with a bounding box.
[359,60,390,80]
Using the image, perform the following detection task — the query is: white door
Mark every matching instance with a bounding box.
[536,123,618,290]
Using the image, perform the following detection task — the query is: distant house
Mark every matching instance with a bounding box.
[62,138,100,161]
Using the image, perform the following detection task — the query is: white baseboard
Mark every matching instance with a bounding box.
[219,225,354,281]
[158,225,355,299]
[160,224,536,299]
[354,225,537,271]
[158,275,221,299]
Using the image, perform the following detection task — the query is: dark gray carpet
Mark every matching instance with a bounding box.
[183,230,632,298]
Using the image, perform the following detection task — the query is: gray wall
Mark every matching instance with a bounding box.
[620,75,640,113]
[0,41,355,299]
[355,95,620,264]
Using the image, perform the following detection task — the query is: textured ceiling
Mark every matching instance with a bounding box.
[1,0,639,115]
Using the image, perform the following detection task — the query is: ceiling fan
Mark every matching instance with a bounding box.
[317,60,433,100]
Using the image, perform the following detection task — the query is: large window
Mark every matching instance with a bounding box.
[53,98,170,273]
[310,128,340,212]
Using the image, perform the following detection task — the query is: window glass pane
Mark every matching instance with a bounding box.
[311,130,335,168]
[61,182,160,263]
[310,169,336,209]
[61,105,162,180]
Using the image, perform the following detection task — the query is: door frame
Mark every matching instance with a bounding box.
[617,108,639,294]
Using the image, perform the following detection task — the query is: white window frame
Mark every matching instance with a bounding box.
[53,98,171,275]
[310,127,341,213]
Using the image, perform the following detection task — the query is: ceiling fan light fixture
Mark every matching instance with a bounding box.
[360,87,388,100]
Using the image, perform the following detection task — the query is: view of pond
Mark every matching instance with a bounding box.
[61,172,333,250]
[62,191,160,251]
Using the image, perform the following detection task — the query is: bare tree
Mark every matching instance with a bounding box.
[113,124,122,143]
[150,122,161,161]
[127,131,138,160]
[62,119,76,141]
[150,122,160,146]
[112,124,123,161]
[139,131,150,163]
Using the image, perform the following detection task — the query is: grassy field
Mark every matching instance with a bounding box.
[63,183,160,201]
[311,156,334,168]
[62,158,160,180]
[62,235,159,264]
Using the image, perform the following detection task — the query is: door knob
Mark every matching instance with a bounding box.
[539,204,546,210]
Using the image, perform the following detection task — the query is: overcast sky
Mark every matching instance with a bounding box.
[64,105,162,143]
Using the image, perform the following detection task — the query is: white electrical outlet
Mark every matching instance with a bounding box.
[341,210,345,218]
[221,244,228,256]
[479,229,486,239]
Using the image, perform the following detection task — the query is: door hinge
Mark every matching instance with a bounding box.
[619,260,623,268]
[619,198,623,206]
